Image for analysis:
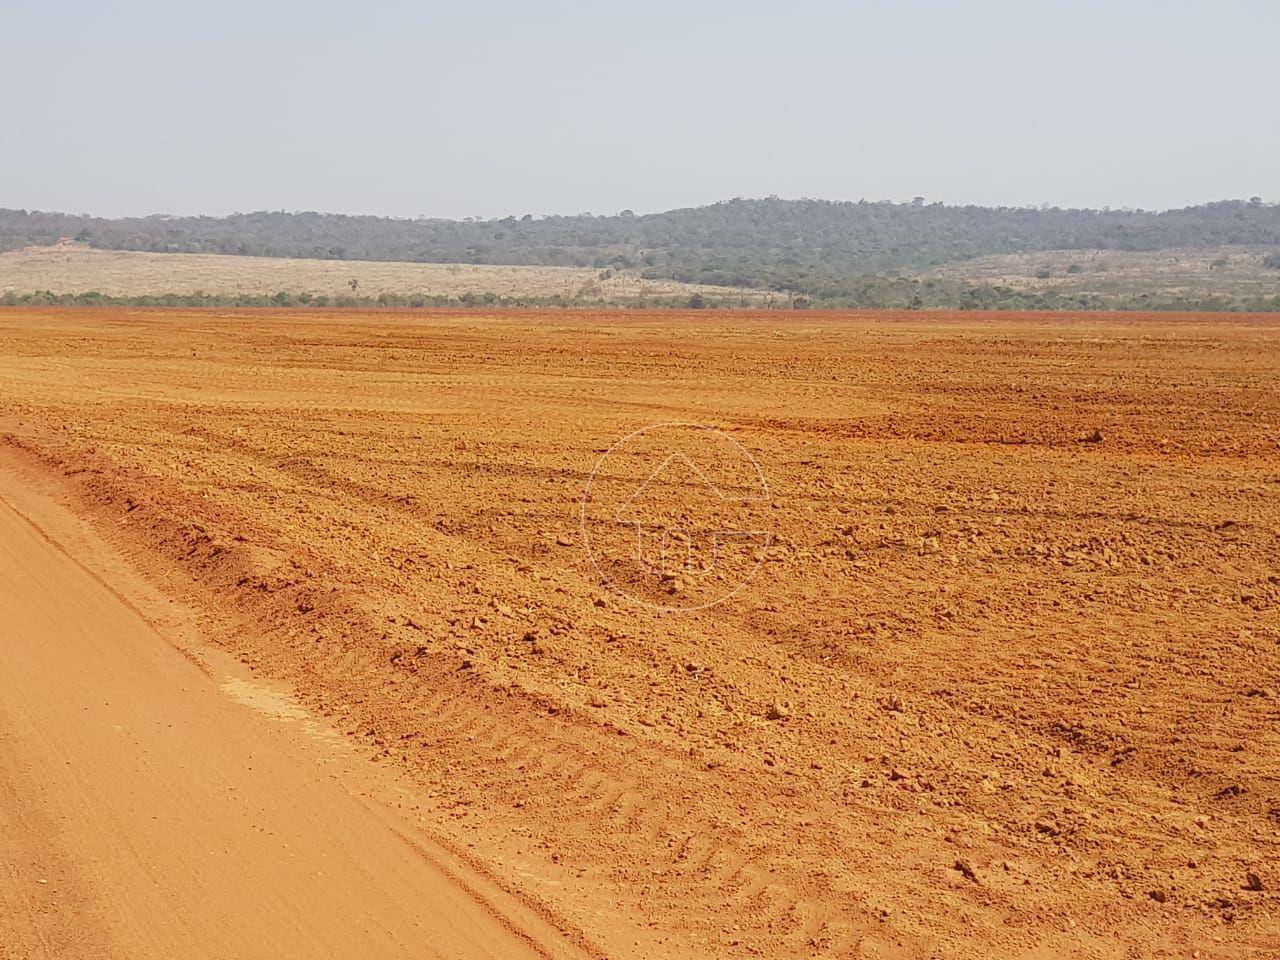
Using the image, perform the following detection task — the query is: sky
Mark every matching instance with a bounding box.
[2,0,1277,219]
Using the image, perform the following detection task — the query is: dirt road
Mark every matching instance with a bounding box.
[0,475,587,960]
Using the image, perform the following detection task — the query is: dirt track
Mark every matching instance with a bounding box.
[0,307,1277,958]
[0,455,591,960]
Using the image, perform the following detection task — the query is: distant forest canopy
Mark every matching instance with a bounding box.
[3,197,1279,302]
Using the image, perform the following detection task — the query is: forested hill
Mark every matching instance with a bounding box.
[3,198,1278,298]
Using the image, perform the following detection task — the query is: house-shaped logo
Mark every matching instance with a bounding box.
[613,451,766,578]
[580,423,771,611]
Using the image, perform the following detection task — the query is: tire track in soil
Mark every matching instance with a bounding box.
[183,426,908,953]
[1,431,919,959]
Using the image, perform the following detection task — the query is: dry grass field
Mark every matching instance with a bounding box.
[0,244,776,303]
[0,307,1277,959]
[920,246,1280,299]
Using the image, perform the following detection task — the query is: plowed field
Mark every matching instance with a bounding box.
[1,307,1277,959]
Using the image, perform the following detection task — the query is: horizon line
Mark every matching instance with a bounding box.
[3,194,1275,224]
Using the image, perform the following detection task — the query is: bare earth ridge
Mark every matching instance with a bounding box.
[0,450,594,960]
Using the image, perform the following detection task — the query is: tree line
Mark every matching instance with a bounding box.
[2,197,1278,303]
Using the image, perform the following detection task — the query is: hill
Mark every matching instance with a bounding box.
[2,198,1279,308]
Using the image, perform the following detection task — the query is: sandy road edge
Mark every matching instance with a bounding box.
[0,436,606,960]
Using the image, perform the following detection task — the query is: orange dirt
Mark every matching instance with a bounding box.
[1,306,1277,959]
[0,459,589,960]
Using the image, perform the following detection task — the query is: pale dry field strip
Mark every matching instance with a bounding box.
[0,244,777,303]
[919,245,1280,297]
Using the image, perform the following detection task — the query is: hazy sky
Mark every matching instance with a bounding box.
[3,0,1276,219]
